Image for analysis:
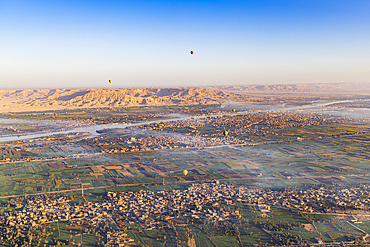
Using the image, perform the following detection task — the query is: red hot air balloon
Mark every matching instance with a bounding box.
[168,90,170,92]
[190,51,194,55]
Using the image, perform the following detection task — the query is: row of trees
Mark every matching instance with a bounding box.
[274,232,307,245]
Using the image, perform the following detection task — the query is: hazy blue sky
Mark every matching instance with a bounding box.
[0,0,369,89]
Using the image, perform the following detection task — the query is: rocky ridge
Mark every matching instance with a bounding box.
[0,87,247,113]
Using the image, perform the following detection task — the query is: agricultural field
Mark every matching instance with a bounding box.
[0,103,370,246]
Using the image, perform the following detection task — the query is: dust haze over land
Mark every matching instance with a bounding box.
[2,82,370,182]
[211,82,370,94]
[0,118,93,137]
[212,82,370,106]
[220,100,286,111]
[1,98,369,143]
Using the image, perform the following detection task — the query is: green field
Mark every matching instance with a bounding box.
[0,106,370,246]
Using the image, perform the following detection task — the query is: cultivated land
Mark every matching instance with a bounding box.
[0,82,370,246]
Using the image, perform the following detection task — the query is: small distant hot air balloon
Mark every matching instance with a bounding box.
[183,170,188,176]
[232,109,236,112]
[109,80,112,83]
[168,89,171,92]
[223,130,228,137]
[190,51,193,55]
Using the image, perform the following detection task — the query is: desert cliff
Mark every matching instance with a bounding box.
[0,87,247,113]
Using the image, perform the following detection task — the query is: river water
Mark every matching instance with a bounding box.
[0,99,369,143]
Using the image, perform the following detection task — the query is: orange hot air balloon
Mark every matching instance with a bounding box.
[190,51,193,55]
[223,130,228,137]
[109,80,112,83]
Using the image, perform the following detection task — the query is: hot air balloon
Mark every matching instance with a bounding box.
[109,80,112,83]
[232,109,236,112]
[223,131,228,137]
[183,170,188,176]
[190,51,193,55]
[168,90,171,92]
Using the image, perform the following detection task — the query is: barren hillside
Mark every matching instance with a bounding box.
[0,87,248,113]
[2,83,369,113]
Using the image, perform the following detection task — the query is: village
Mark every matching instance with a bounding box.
[107,181,241,226]
[89,111,359,155]
[0,111,363,163]
[3,182,370,236]
[3,181,241,231]
[96,132,245,154]
[0,111,369,245]
[244,184,370,213]
[135,111,350,138]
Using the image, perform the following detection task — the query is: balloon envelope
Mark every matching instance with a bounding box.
[223,131,228,137]
[190,51,193,55]
[109,80,112,83]
[183,170,188,176]
[232,109,236,112]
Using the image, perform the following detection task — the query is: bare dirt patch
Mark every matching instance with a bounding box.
[303,223,315,232]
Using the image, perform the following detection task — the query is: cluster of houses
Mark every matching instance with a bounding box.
[2,182,236,232]
[4,181,244,231]
[108,181,241,226]
[5,196,112,228]
[4,182,370,235]
[137,111,346,139]
[241,185,370,212]
[98,130,245,154]
[106,231,137,246]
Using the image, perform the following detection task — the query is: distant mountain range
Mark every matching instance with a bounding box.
[211,82,370,93]
[0,87,247,113]
[1,82,369,113]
